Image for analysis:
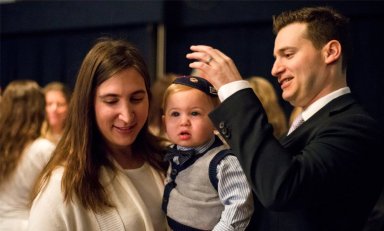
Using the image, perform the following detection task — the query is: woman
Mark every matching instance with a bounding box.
[41,81,71,144]
[0,80,55,231]
[29,38,169,231]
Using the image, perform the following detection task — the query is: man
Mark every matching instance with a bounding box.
[186,6,383,231]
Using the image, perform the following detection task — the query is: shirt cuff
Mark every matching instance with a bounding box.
[218,80,251,102]
[213,221,235,231]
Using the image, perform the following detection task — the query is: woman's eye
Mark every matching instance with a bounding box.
[57,103,67,108]
[131,92,146,104]
[131,97,143,103]
[104,99,118,104]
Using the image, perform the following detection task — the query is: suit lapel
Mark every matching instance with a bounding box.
[281,94,356,147]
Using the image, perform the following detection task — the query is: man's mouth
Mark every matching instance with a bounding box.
[280,77,293,89]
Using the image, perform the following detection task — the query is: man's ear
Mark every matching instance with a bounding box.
[323,40,341,64]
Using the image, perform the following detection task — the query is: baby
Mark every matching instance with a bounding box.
[161,75,254,230]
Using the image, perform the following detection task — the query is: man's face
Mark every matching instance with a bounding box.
[271,22,328,108]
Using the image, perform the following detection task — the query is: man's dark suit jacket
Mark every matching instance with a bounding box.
[210,88,383,231]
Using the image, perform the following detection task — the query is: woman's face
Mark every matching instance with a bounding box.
[94,68,149,150]
[45,90,69,130]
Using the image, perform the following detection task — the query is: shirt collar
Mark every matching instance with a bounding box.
[302,87,351,121]
[176,136,216,155]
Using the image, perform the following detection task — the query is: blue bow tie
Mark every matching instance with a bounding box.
[164,148,196,165]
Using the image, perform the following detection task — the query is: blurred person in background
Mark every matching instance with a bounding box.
[289,106,303,126]
[41,81,71,144]
[0,80,56,231]
[148,73,177,144]
[247,76,288,138]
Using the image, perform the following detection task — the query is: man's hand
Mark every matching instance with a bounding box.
[186,45,243,90]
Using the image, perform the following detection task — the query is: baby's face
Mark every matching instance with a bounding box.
[163,88,215,148]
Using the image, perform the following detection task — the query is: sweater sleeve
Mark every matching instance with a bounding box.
[28,168,99,231]
[28,168,67,231]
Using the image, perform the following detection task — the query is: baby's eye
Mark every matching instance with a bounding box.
[170,111,180,117]
[191,111,200,116]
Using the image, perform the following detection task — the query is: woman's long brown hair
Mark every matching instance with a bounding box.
[0,80,45,184]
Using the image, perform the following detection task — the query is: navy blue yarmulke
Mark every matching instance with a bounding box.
[173,75,217,97]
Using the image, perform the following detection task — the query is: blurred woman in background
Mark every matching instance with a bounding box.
[41,81,71,144]
[247,76,288,138]
[0,80,55,231]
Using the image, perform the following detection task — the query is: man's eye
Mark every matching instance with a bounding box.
[285,53,294,58]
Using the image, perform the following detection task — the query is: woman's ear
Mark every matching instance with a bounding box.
[323,40,341,65]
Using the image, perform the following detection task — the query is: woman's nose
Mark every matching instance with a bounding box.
[48,103,58,112]
[118,104,134,123]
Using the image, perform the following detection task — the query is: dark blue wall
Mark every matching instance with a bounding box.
[1,1,162,87]
[1,1,383,126]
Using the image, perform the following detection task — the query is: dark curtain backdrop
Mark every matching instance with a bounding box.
[0,1,161,88]
[1,26,157,88]
[1,0,383,127]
